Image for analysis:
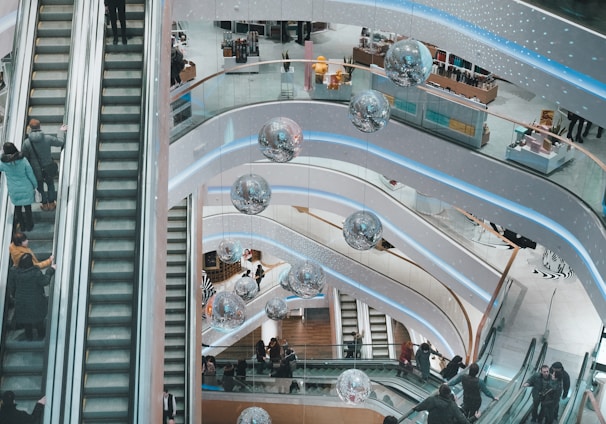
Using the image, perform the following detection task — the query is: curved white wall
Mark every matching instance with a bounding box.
[169,101,606,322]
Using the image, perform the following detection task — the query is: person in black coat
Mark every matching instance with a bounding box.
[162,386,177,424]
[524,364,551,422]
[105,0,127,45]
[0,391,45,424]
[413,383,473,424]
[440,355,466,380]
[7,253,55,340]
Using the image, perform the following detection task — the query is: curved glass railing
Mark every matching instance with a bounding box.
[170,59,606,221]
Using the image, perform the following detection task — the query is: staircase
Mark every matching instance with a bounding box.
[339,291,359,357]
[368,306,390,359]
[78,1,146,421]
[0,0,73,413]
[164,200,189,424]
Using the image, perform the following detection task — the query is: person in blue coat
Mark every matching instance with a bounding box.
[0,142,38,231]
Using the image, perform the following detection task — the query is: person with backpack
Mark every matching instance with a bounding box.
[21,119,66,211]
[450,363,499,419]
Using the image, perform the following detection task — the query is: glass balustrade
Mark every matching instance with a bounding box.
[170,59,606,223]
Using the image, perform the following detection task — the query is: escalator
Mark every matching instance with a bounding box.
[0,0,73,412]
[368,306,391,359]
[164,200,189,424]
[77,1,146,420]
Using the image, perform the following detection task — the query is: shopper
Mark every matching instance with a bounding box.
[0,142,37,231]
[413,383,474,424]
[105,0,127,45]
[396,340,414,377]
[9,231,54,269]
[415,342,440,383]
[450,362,498,419]
[0,391,46,423]
[7,253,55,340]
[440,355,466,380]
[566,112,585,143]
[162,386,177,424]
[524,364,551,423]
[255,264,265,290]
[22,119,66,211]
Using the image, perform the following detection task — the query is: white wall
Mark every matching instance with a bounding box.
[0,0,18,60]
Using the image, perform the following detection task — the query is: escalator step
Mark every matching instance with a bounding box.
[97,159,139,178]
[95,179,138,198]
[93,217,136,237]
[95,198,137,217]
[35,37,71,54]
[88,303,133,324]
[90,280,133,301]
[86,326,131,347]
[29,88,67,105]
[31,70,68,88]
[103,69,143,87]
[86,348,130,370]
[36,21,71,38]
[39,4,74,20]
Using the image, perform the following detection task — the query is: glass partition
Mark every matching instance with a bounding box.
[170,59,606,222]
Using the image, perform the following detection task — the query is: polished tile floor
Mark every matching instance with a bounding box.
[181,21,605,421]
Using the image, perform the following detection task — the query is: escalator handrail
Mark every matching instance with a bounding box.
[558,351,591,424]
[475,337,537,423]
[0,0,39,358]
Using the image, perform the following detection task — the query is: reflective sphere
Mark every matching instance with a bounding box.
[288,260,325,299]
[217,239,243,264]
[384,39,432,87]
[234,276,259,301]
[230,174,272,215]
[348,90,391,133]
[279,267,292,291]
[208,291,246,333]
[343,210,383,250]
[265,297,289,320]
[336,369,373,405]
[258,117,304,162]
[237,407,272,424]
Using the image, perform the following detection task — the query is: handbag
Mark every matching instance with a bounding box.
[29,141,58,178]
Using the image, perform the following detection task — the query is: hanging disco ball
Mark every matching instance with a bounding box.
[237,407,272,424]
[258,117,304,162]
[288,260,325,299]
[384,39,432,87]
[208,291,246,333]
[348,90,391,133]
[230,174,272,215]
[336,369,373,405]
[279,267,292,292]
[265,297,289,320]
[343,210,383,250]
[234,276,259,301]
[217,239,243,264]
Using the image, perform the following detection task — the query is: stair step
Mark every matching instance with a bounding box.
[104,52,143,69]
[86,326,131,347]
[90,259,135,279]
[102,87,141,103]
[30,70,68,88]
[39,4,74,20]
[97,160,139,179]
[88,303,133,324]
[101,105,142,122]
[99,123,140,139]
[95,179,138,198]
[93,217,136,237]
[37,21,71,37]
[90,280,133,302]
[84,372,130,393]
[103,69,143,87]
[29,88,67,105]
[35,36,71,53]
[81,396,129,419]
[95,198,137,217]
[98,141,140,160]
[92,239,136,258]
[86,348,131,371]
[28,105,65,122]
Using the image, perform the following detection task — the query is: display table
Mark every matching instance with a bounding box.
[352,47,385,68]
[224,56,260,73]
[505,143,574,174]
[427,73,498,104]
